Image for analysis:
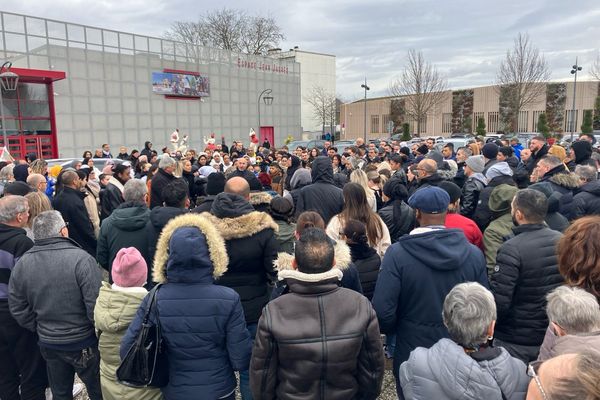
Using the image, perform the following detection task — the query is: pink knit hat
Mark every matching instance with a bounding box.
[112,247,147,288]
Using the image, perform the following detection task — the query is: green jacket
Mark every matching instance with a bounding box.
[483,213,514,276]
[94,283,162,400]
[96,202,151,283]
[276,220,296,255]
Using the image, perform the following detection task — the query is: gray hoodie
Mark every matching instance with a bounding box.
[400,338,529,400]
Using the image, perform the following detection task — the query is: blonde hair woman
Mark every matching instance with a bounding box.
[24,191,52,239]
[350,169,377,211]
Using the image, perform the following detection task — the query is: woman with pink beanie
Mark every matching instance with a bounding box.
[94,247,162,400]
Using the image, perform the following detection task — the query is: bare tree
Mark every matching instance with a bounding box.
[241,16,285,55]
[305,86,337,135]
[591,55,600,81]
[389,49,448,136]
[496,33,550,132]
[164,8,284,55]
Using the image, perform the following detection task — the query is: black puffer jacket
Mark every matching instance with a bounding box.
[474,175,516,231]
[378,201,415,243]
[530,165,579,218]
[53,186,97,257]
[460,174,486,218]
[490,224,563,347]
[408,173,444,196]
[570,179,600,220]
[149,168,176,209]
[349,243,381,301]
[295,157,343,224]
[146,206,189,262]
[202,193,279,324]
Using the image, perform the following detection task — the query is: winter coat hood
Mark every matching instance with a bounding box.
[199,209,278,242]
[470,172,488,185]
[94,282,147,334]
[581,179,600,196]
[548,172,580,190]
[400,338,529,400]
[400,228,475,272]
[110,202,149,230]
[290,168,312,189]
[144,141,152,150]
[152,214,229,284]
[311,156,335,184]
[572,140,593,164]
[486,162,513,180]
[274,239,351,279]
[249,191,273,208]
[210,192,255,218]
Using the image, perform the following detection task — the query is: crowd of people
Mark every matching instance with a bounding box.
[1,132,600,400]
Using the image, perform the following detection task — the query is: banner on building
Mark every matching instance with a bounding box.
[151,71,210,97]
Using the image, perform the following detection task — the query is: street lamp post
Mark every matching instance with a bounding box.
[570,58,582,142]
[0,62,19,152]
[258,88,274,138]
[361,78,370,143]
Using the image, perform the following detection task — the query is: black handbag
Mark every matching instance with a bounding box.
[117,283,169,388]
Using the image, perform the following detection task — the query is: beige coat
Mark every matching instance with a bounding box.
[94,283,163,400]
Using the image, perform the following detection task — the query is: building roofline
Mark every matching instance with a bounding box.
[344,80,599,104]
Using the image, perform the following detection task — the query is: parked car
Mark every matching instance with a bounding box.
[285,140,309,150]
[46,158,126,170]
[435,138,469,153]
[333,140,354,150]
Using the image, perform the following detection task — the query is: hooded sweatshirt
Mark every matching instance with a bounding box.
[372,228,488,370]
[295,157,344,224]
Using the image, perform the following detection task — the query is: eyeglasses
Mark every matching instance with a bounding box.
[527,361,548,400]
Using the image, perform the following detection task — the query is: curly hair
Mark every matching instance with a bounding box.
[558,216,600,300]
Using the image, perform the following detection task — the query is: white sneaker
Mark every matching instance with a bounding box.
[72,383,84,398]
[45,387,53,400]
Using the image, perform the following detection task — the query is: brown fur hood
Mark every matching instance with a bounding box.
[198,211,278,240]
[549,172,580,190]
[249,191,273,207]
[273,239,352,281]
[152,214,229,283]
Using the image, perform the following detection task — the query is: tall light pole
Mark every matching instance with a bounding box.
[570,58,582,142]
[361,78,370,143]
[258,88,273,137]
[0,62,19,152]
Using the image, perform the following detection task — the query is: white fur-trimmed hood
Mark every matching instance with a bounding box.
[273,239,352,281]
[152,214,229,283]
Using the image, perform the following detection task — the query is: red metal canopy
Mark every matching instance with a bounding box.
[9,67,66,84]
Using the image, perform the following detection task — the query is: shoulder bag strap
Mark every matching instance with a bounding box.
[142,283,161,324]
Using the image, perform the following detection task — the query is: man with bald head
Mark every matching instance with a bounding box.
[409,158,444,196]
[26,173,47,193]
[224,176,250,200]
[200,175,278,399]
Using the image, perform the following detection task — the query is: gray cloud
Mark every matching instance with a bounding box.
[8,0,600,100]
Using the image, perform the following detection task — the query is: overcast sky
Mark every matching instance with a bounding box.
[9,0,600,100]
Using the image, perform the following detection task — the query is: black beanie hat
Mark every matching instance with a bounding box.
[417,144,429,155]
[482,143,499,159]
[205,172,226,195]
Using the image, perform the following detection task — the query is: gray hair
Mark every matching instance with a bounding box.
[546,286,600,335]
[457,147,473,157]
[443,282,497,347]
[123,179,147,203]
[159,154,176,169]
[575,165,597,183]
[0,196,28,223]
[32,210,65,240]
[0,164,14,180]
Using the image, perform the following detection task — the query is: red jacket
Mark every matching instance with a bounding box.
[445,213,484,251]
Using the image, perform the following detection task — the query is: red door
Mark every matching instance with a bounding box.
[260,126,275,147]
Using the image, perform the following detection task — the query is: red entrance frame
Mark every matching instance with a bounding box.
[3,68,66,159]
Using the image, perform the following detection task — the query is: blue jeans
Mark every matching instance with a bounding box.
[39,345,102,400]
[239,323,257,400]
